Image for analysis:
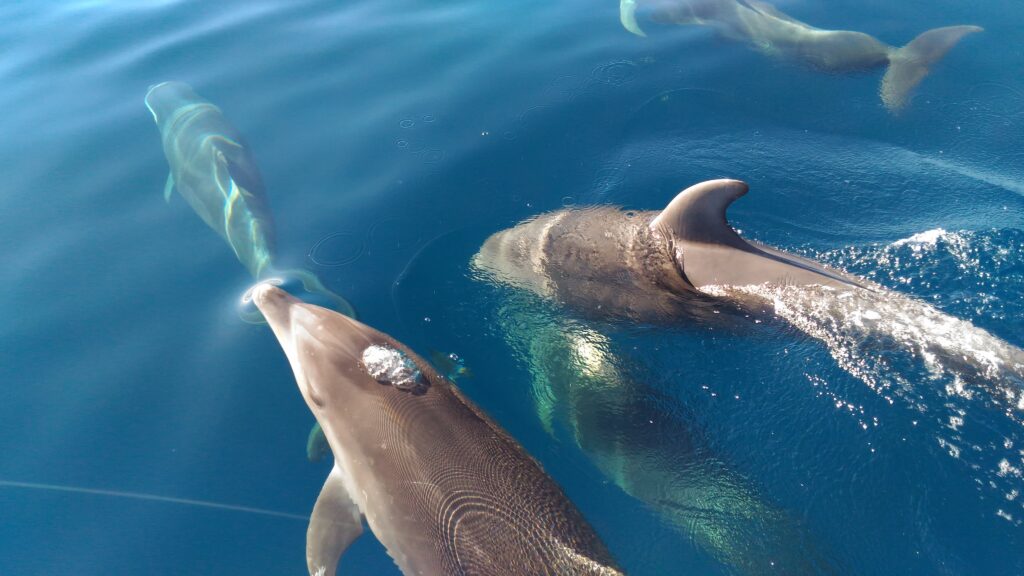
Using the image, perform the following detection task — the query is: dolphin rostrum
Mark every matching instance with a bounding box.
[620,0,982,111]
[145,81,354,319]
[475,179,1024,411]
[248,282,623,576]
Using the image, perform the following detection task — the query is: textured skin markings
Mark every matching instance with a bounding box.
[252,285,621,576]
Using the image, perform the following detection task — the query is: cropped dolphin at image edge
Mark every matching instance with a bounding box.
[145,81,356,321]
[474,177,1024,411]
[619,0,983,111]
[247,282,623,576]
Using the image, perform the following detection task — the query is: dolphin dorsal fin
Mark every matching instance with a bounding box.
[650,179,749,247]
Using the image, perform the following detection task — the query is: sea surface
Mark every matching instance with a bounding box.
[2,0,1023,574]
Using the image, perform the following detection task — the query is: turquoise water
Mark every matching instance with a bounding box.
[1,0,1023,574]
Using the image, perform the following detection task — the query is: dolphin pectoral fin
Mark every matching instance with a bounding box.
[881,25,983,112]
[306,422,330,463]
[620,0,646,37]
[653,180,865,290]
[163,174,175,203]
[308,466,363,576]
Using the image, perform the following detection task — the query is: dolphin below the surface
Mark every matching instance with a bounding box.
[488,294,839,574]
[248,283,622,576]
[145,81,354,319]
[620,0,982,111]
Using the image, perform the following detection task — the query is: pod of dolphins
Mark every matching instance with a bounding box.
[144,2,1003,575]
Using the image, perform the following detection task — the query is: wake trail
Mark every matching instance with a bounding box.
[704,283,1024,416]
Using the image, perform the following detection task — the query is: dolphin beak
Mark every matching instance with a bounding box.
[247,282,300,341]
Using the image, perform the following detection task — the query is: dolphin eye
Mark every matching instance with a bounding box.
[361,344,426,392]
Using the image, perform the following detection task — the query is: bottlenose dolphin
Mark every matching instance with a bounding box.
[620,0,982,111]
[474,179,1024,410]
[145,81,354,319]
[476,179,867,322]
[488,292,838,574]
[248,283,622,576]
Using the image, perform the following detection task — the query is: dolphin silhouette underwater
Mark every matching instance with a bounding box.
[145,81,354,320]
[619,0,982,111]
[247,282,623,576]
[475,179,1024,410]
[485,291,839,575]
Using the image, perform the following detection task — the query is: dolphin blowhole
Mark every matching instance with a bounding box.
[361,344,425,391]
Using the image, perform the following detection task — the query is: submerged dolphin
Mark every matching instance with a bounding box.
[486,292,838,574]
[145,81,354,319]
[248,283,622,576]
[475,179,1024,409]
[620,0,982,111]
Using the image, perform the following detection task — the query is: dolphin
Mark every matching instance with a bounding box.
[488,292,838,574]
[474,178,1024,410]
[248,282,623,576]
[145,81,354,319]
[620,0,982,111]
[476,179,868,323]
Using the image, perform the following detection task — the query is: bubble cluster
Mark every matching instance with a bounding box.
[362,344,424,391]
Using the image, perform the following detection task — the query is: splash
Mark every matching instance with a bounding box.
[703,283,1024,412]
[0,479,308,521]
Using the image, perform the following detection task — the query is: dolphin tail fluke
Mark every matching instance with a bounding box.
[239,269,355,324]
[620,0,647,37]
[881,25,983,112]
[281,268,358,319]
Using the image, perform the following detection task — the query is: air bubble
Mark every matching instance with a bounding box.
[362,345,424,392]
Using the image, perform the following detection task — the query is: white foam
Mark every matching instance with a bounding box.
[362,345,423,391]
[707,283,1024,409]
[891,228,948,247]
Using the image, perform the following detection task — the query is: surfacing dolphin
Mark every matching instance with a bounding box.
[620,0,982,111]
[248,282,623,576]
[145,81,354,320]
[474,179,1024,412]
[487,291,839,574]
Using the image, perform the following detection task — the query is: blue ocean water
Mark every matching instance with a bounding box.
[1,0,1023,574]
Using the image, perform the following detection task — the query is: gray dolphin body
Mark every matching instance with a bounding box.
[489,295,837,574]
[475,179,865,324]
[475,178,1024,409]
[249,283,622,576]
[146,81,354,318]
[620,0,982,111]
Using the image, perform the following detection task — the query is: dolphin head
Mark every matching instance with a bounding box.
[247,283,429,415]
[144,81,202,126]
